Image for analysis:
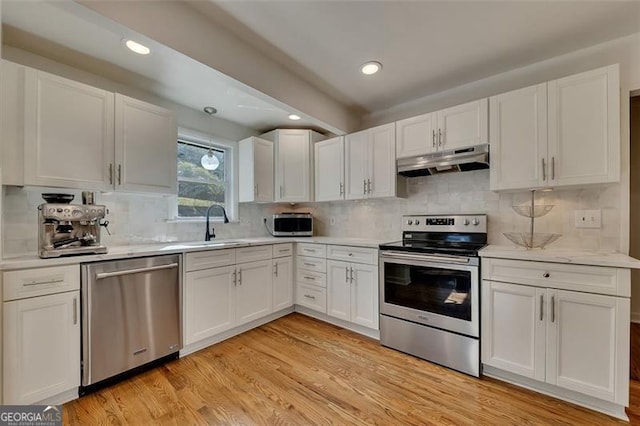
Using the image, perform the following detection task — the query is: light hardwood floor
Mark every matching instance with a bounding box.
[65,313,636,425]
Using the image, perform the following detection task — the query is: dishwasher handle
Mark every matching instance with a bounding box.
[95,263,179,280]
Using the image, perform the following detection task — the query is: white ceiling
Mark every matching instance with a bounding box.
[3,1,640,132]
[1,0,325,133]
[210,0,640,113]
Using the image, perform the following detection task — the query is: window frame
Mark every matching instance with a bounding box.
[175,128,237,222]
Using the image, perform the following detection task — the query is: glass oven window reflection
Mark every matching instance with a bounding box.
[384,263,472,321]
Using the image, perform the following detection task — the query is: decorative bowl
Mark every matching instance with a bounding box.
[503,232,561,249]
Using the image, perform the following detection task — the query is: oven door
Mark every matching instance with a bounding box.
[380,251,479,337]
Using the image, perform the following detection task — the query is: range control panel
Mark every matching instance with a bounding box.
[402,214,487,233]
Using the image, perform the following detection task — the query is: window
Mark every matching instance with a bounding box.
[177,139,228,218]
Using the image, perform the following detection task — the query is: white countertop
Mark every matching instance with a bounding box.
[0,236,385,270]
[479,245,640,269]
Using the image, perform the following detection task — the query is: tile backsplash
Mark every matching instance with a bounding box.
[2,170,621,256]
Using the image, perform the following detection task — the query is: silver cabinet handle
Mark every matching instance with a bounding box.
[542,158,546,181]
[543,272,550,278]
[345,267,349,283]
[274,262,279,277]
[108,163,114,185]
[367,179,372,194]
[438,128,442,147]
[233,269,237,286]
[432,129,436,148]
[279,185,283,198]
[304,276,315,281]
[238,269,242,285]
[304,294,316,300]
[254,184,258,197]
[24,278,64,286]
[539,295,544,321]
[339,182,344,196]
[303,262,315,267]
[350,267,354,283]
[95,263,178,279]
[117,164,122,185]
[551,157,555,180]
[551,295,555,323]
[73,297,78,325]
[303,248,314,252]
[363,179,367,195]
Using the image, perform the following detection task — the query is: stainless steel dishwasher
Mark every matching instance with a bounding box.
[80,254,182,393]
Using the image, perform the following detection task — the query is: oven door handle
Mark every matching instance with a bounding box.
[380,251,470,264]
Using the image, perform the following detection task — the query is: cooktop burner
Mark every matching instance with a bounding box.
[379,214,488,257]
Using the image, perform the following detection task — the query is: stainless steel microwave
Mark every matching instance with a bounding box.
[273,213,313,237]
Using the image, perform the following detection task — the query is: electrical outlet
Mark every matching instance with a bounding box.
[575,210,602,229]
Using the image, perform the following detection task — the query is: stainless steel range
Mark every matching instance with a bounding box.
[379,214,487,377]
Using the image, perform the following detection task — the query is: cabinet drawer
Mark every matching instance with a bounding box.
[296,283,327,313]
[482,258,627,297]
[297,256,327,273]
[273,243,293,258]
[236,245,273,263]
[296,270,327,288]
[3,264,80,301]
[326,245,378,265]
[185,249,236,272]
[296,243,326,258]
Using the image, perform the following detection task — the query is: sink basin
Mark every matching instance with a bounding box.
[160,240,246,250]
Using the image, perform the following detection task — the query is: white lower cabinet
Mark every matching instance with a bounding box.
[235,260,273,326]
[3,290,80,404]
[273,257,293,311]
[184,266,235,345]
[482,257,630,416]
[327,259,378,330]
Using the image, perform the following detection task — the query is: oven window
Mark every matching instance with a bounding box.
[384,262,472,321]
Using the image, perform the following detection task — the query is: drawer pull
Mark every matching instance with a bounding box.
[304,294,316,300]
[303,262,316,267]
[24,278,64,286]
[73,297,78,325]
[543,272,550,278]
[539,295,544,321]
[304,276,316,281]
[348,253,353,257]
[303,248,315,252]
[551,296,556,323]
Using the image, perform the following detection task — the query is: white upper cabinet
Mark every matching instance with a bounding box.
[314,136,345,202]
[437,99,488,151]
[239,136,274,203]
[395,112,436,158]
[115,94,177,194]
[490,84,548,191]
[263,129,324,202]
[24,68,114,191]
[345,123,397,200]
[2,60,27,185]
[490,64,620,191]
[395,99,488,159]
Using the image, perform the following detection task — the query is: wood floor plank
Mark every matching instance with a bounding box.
[64,313,633,425]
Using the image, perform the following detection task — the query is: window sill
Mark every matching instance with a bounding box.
[166,218,240,224]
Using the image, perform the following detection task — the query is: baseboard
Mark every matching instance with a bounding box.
[36,388,79,406]
[294,305,380,340]
[482,365,628,421]
[180,306,295,357]
[631,312,640,324]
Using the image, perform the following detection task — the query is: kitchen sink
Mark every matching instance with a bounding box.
[160,240,247,250]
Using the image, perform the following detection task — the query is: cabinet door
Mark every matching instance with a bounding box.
[350,263,378,329]
[327,260,350,321]
[272,257,293,311]
[489,84,548,191]
[345,129,368,200]
[240,137,274,202]
[368,123,396,198]
[24,69,114,191]
[548,65,620,187]
[481,281,546,381]
[275,130,311,202]
[3,291,80,404]
[314,136,345,202]
[184,266,235,345]
[2,60,26,185]
[395,112,436,158]
[236,260,273,325]
[115,94,177,194]
[546,289,628,403]
[437,99,488,151]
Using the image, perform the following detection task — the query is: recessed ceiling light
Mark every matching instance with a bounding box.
[288,114,301,121]
[125,39,150,55]
[361,61,382,75]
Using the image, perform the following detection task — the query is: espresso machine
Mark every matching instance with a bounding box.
[38,192,109,258]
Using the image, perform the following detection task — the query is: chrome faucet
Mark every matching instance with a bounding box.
[205,204,230,241]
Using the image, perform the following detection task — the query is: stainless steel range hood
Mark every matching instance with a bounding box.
[397,144,490,177]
